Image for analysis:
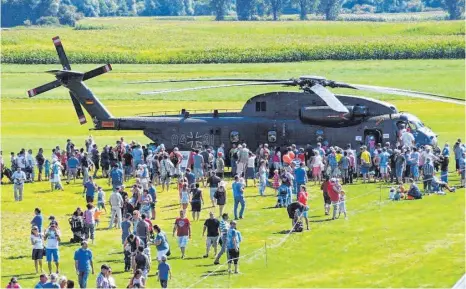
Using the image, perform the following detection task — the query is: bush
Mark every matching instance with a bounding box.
[35,16,60,26]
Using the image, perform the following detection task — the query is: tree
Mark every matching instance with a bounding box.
[98,0,118,16]
[210,0,228,20]
[319,0,341,20]
[58,4,83,26]
[295,0,318,20]
[268,0,282,20]
[442,0,464,20]
[236,0,256,20]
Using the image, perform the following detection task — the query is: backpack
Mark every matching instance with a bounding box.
[294,221,303,232]
[135,253,147,270]
[171,154,179,166]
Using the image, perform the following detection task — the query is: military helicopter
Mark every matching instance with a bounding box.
[28,36,465,153]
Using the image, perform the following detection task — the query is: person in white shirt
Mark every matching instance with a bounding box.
[27,149,36,182]
[16,151,26,170]
[245,152,256,187]
[109,190,124,229]
[12,167,27,201]
[44,223,61,274]
[401,130,415,148]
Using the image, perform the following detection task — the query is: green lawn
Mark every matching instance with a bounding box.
[1,60,465,288]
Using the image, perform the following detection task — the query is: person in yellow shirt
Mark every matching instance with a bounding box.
[360,146,372,183]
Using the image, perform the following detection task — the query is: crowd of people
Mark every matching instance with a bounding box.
[2,132,465,288]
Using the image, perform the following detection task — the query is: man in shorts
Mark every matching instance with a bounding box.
[202,211,220,258]
[226,221,242,274]
[44,223,61,274]
[67,153,79,184]
[172,210,191,259]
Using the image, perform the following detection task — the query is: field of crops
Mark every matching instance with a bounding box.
[2,18,464,64]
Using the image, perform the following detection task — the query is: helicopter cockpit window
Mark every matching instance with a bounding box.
[408,121,417,131]
[268,131,277,143]
[230,131,239,143]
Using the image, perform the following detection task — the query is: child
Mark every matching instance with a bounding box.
[96,187,107,213]
[157,255,171,288]
[276,183,288,208]
[94,208,102,227]
[272,170,280,193]
[44,159,50,181]
[389,187,396,200]
[338,190,347,219]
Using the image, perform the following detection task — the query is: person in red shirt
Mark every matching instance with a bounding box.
[327,178,341,220]
[297,185,309,230]
[172,210,191,259]
[320,176,331,215]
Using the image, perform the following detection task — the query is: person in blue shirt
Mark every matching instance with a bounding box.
[185,168,196,187]
[42,273,60,288]
[132,144,144,173]
[459,152,465,188]
[232,176,245,220]
[148,181,157,220]
[66,154,79,184]
[109,164,123,191]
[294,162,307,192]
[379,148,390,182]
[31,208,43,233]
[157,255,172,288]
[226,221,242,274]
[193,151,205,182]
[276,183,289,208]
[83,177,96,203]
[74,241,94,289]
[34,274,48,288]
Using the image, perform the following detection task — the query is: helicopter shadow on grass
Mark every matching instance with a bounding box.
[5,255,28,260]
[200,269,229,277]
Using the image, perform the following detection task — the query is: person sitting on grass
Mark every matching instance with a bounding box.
[431,173,456,194]
[406,179,423,200]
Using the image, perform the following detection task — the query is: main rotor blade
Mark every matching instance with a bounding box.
[128,78,287,84]
[69,92,87,124]
[309,84,349,113]
[346,84,466,106]
[139,81,295,95]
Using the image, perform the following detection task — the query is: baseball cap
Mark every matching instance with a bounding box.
[32,226,39,230]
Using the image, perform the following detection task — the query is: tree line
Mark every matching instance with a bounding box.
[1,0,464,27]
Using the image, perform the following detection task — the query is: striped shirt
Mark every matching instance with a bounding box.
[423,163,434,176]
[96,273,110,288]
[219,220,229,235]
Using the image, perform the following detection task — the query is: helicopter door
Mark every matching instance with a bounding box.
[364,129,382,153]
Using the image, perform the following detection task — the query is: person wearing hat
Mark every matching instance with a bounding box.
[31,225,45,273]
[108,188,124,230]
[43,273,59,288]
[6,277,20,289]
[226,220,242,274]
[422,158,434,193]
[11,166,26,201]
[44,220,61,275]
[96,264,110,288]
[35,274,48,288]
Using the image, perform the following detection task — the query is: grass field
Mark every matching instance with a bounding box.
[1,18,464,64]
[1,60,465,288]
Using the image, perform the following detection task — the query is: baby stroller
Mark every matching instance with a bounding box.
[69,215,85,243]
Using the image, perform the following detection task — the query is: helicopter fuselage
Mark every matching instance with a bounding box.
[94,91,438,151]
